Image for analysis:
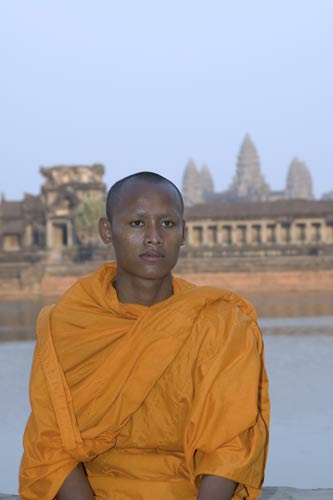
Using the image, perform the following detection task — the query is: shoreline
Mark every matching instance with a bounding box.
[0,269,332,300]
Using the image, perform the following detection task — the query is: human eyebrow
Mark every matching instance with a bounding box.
[158,212,181,219]
[124,211,180,219]
[127,210,147,217]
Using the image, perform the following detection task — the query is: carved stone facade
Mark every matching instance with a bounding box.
[200,164,214,199]
[41,164,105,252]
[182,160,214,206]
[0,164,106,258]
[0,195,45,254]
[1,164,332,276]
[228,134,270,201]
[182,134,315,206]
[286,158,313,199]
[184,199,333,253]
[40,164,104,187]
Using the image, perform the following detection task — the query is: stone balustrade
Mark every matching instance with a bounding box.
[186,219,333,247]
[1,488,332,499]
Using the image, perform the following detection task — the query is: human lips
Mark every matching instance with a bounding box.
[139,250,165,261]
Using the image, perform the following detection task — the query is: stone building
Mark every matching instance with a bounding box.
[200,164,214,199]
[0,164,106,258]
[0,194,45,254]
[0,162,332,280]
[176,198,333,273]
[182,160,214,206]
[182,134,315,205]
[184,199,333,250]
[228,134,270,201]
[286,158,314,199]
[41,164,106,251]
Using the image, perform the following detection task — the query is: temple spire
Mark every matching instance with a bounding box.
[286,157,313,199]
[182,159,203,206]
[228,134,270,201]
[200,164,214,197]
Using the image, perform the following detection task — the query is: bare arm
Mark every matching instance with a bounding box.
[56,463,94,500]
[197,474,237,500]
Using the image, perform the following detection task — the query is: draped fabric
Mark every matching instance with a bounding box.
[19,262,269,500]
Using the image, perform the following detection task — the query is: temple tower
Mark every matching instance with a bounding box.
[286,158,314,199]
[182,159,203,206]
[228,134,270,201]
[200,164,214,198]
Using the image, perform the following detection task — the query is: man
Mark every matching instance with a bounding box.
[20,172,270,500]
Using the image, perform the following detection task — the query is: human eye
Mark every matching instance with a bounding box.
[130,220,144,227]
[161,220,175,228]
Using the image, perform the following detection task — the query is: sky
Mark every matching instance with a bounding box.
[0,0,332,200]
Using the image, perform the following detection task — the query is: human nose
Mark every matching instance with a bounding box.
[144,224,163,245]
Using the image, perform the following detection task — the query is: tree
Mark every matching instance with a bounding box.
[73,198,105,244]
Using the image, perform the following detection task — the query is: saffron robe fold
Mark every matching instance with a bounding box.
[19,262,270,500]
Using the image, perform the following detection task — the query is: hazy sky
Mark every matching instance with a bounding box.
[1,0,332,199]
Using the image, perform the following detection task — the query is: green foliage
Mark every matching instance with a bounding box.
[73,198,105,241]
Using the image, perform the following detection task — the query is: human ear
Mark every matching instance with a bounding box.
[99,217,113,244]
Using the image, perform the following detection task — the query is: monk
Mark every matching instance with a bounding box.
[19,172,270,500]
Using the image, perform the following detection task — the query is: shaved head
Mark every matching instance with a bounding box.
[106,171,184,222]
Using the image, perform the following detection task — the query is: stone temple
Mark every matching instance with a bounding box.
[182,134,315,206]
[182,160,214,206]
[0,161,332,290]
[286,157,313,200]
[0,164,106,255]
[228,134,270,201]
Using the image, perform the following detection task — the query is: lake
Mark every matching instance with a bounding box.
[1,292,333,341]
[0,294,332,494]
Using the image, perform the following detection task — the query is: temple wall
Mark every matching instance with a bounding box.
[177,269,333,295]
[1,488,332,499]
[186,218,333,247]
[40,268,333,297]
[0,260,332,298]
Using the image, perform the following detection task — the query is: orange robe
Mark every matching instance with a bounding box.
[19,262,269,500]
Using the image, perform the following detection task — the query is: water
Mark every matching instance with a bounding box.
[0,296,333,493]
[1,292,332,341]
[0,298,54,342]
[259,316,333,335]
[263,334,333,488]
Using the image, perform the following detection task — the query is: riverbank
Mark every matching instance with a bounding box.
[1,487,332,499]
[1,268,332,300]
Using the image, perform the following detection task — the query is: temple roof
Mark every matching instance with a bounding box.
[185,199,333,220]
[40,164,105,187]
[0,201,23,217]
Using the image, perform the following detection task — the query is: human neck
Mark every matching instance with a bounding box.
[114,271,174,306]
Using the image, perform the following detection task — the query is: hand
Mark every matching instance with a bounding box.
[56,463,95,500]
[197,474,237,500]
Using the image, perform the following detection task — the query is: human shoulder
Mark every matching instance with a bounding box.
[188,284,257,322]
[171,277,257,331]
[190,286,259,361]
[208,289,255,324]
[53,262,114,309]
[46,263,115,335]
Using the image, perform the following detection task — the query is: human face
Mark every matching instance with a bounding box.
[100,181,185,282]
